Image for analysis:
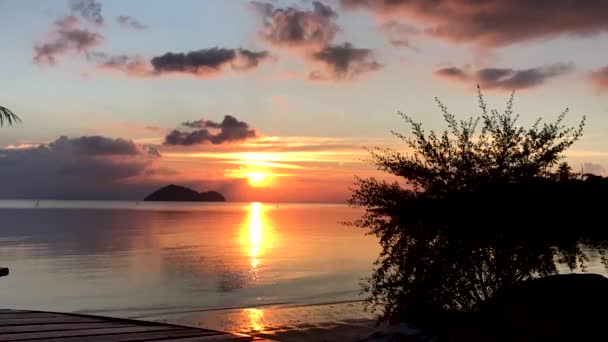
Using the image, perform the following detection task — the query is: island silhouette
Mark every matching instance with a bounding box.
[144,184,226,202]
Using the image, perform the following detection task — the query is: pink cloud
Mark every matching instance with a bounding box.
[341,0,608,47]
[589,66,608,92]
[34,16,103,65]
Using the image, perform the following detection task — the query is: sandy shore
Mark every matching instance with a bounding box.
[143,301,380,341]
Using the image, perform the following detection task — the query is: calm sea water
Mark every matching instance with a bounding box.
[0,201,380,339]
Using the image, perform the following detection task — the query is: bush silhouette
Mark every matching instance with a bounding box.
[348,87,608,323]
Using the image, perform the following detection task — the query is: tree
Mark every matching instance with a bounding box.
[348,87,608,323]
[0,105,21,127]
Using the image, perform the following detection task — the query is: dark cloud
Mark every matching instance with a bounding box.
[251,1,339,48]
[435,66,469,80]
[181,119,207,129]
[34,16,103,65]
[89,48,270,78]
[435,64,573,90]
[379,20,419,49]
[49,135,139,156]
[149,48,270,77]
[0,136,162,200]
[590,66,608,91]
[69,0,103,25]
[251,1,381,82]
[151,48,236,74]
[308,42,382,80]
[164,115,259,146]
[340,0,608,47]
[233,49,271,71]
[116,15,147,30]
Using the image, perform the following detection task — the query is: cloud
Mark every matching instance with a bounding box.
[34,16,103,65]
[92,48,271,78]
[150,48,271,77]
[379,20,419,49]
[35,1,146,66]
[144,125,163,131]
[88,52,151,76]
[340,0,608,47]
[232,49,271,71]
[116,15,147,30]
[434,64,573,90]
[69,0,103,25]
[252,1,339,48]
[151,48,237,74]
[251,1,381,82]
[308,42,382,80]
[164,115,259,146]
[49,135,140,156]
[589,66,608,91]
[0,135,162,199]
[435,66,469,80]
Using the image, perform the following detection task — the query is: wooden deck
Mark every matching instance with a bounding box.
[0,309,273,342]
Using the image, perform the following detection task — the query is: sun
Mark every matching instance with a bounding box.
[247,172,267,186]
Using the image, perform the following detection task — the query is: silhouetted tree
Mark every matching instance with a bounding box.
[0,105,21,127]
[556,162,575,181]
[348,87,608,323]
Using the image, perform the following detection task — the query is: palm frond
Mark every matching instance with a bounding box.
[0,106,22,127]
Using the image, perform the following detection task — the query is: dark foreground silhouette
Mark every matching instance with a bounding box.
[470,273,608,341]
[144,184,226,202]
[368,273,608,341]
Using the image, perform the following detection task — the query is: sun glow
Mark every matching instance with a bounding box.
[247,171,266,186]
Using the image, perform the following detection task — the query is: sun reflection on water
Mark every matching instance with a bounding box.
[242,202,273,271]
[245,308,265,332]
[249,202,262,263]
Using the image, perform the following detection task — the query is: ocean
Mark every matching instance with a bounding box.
[0,201,381,340]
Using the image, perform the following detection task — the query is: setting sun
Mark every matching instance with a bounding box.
[247,172,267,186]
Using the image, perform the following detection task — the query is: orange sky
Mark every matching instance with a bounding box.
[134,135,390,202]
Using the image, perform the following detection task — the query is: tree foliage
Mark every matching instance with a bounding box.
[0,105,21,127]
[348,87,608,322]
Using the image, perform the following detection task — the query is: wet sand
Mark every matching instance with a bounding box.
[146,301,379,341]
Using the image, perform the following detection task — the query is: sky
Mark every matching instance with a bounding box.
[0,0,607,201]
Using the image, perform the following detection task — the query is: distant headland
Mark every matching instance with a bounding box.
[143,184,226,202]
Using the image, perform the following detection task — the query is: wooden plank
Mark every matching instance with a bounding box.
[0,313,67,319]
[0,316,103,326]
[15,328,223,342]
[0,325,178,341]
[0,322,129,334]
[0,310,272,342]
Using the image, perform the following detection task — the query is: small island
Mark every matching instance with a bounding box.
[144,184,226,202]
